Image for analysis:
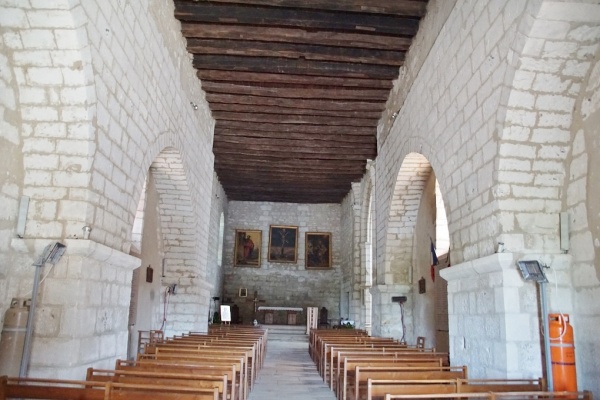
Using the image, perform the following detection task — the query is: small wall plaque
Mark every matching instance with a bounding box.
[146,265,153,283]
[418,277,426,294]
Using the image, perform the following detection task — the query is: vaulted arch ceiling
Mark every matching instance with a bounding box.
[174,0,429,203]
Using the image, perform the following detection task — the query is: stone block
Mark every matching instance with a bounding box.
[504,313,531,341]
[52,171,90,187]
[27,67,63,85]
[30,337,80,366]
[22,106,59,121]
[0,7,28,28]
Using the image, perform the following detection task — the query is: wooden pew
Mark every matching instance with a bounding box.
[152,343,256,390]
[327,347,446,389]
[0,376,105,400]
[140,350,248,399]
[0,376,220,400]
[116,358,244,400]
[384,391,593,400]
[344,365,467,400]
[331,348,448,391]
[366,378,545,400]
[86,368,228,400]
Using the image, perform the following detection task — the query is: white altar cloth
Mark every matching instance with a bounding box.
[258,306,303,312]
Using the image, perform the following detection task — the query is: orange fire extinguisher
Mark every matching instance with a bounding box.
[549,313,577,391]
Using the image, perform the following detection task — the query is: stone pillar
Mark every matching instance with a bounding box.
[370,283,410,339]
[11,238,139,379]
[440,253,545,379]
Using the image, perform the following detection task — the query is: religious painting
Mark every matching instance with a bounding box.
[268,225,298,263]
[234,229,261,267]
[305,232,332,269]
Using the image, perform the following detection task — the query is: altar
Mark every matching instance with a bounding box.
[257,306,303,325]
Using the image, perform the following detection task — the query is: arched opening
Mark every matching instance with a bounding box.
[126,147,204,355]
[375,152,450,350]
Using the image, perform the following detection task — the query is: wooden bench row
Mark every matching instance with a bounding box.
[1,325,268,400]
[308,329,591,400]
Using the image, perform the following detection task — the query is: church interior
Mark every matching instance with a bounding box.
[0,0,599,398]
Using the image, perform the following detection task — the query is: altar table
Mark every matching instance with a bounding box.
[257,306,303,325]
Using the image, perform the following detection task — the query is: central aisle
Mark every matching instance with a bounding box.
[248,339,336,400]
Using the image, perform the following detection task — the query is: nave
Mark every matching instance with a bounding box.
[248,328,334,400]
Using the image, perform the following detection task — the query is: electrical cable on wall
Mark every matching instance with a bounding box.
[400,302,406,343]
[159,287,171,332]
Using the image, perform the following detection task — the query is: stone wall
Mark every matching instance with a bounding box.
[222,202,341,325]
[374,0,599,393]
[0,0,218,377]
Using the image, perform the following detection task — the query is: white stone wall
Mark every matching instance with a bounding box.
[206,173,228,304]
[569,17,600,394]
[374,0,599,393]
[223,201,341,324]
[0,0,217,377]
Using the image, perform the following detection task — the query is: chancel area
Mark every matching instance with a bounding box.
[0,0,599,399]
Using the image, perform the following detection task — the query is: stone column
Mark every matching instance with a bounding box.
[11,238,139,379]
[440,253,549,379]
[370,283,410,339]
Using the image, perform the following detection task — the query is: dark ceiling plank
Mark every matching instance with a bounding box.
[214,135,376,150]
[212,111,377,127]
[220,178,351,189]
[186,39,405,66]
[207,93,385,112]
[182,23,412,51]
[216,120,376,135]
[215,157,366,169]
[216,128,377,144]
[174,2,421,36]
[217,171,363,180]
[213,146,373,160]
[198,70,392,89]
[193,55,401,79]
[201,81,389,101]
[209,103,382,119]
[195,0,428,17]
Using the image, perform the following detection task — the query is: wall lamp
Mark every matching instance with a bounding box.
[190,101,198,110]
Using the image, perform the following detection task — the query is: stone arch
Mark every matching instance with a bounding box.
[382,153,433,285]
[494,1,600,256]
[148,147,205,337]
[357,164,375,332]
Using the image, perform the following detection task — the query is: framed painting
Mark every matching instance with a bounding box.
[268,225,298,263]
[305,232,332,269]
[234,229,261,267]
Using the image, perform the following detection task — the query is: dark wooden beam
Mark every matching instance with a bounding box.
[182,23,412,51]
[198,70,392,89]
[186,39,405,66]
[201,81,389,101]
[215,128,377,144]
[206,93,385,112]
[214,156,368,170]
[216,120,376,135]
[213,145,373,160]
[193,0,428,17]
[214,135,376,150]
[174,2,421,36]
[212,111,377,127]
[193,55,401,79]
[209,103,382,119]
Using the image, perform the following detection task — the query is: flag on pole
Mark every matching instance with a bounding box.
[430,240,438,282]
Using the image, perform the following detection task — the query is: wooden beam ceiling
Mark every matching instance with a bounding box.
[173,0,428,203]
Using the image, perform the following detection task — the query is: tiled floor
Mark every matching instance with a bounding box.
[248,339,336,400]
